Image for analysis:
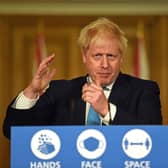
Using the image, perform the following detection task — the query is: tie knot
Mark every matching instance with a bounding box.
[102,86,110,91]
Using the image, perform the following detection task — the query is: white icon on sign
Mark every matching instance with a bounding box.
[122,129,152,159]
[77,129,106,159]
[31,129,61,160]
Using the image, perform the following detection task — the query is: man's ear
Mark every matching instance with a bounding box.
[121,55,124,64]
[82,50,87,63]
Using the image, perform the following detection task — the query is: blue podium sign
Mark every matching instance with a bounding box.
[11,126,168,168]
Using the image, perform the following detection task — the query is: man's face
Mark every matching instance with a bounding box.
[82,35,123,86]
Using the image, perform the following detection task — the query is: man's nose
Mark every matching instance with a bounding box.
[101,56,109,68]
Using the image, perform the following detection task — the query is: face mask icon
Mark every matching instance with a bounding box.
[79,137,105,151]
[77,129,106,159]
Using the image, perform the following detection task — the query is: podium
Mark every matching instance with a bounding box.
[11,126,168,167]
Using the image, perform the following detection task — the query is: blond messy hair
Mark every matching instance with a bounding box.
[78,17,128,55]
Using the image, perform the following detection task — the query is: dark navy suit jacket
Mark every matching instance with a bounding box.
[3,73,162,138]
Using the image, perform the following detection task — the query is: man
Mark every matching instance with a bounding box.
[3,17,162,139]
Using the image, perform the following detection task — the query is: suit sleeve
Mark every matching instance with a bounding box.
[2,80,67,139]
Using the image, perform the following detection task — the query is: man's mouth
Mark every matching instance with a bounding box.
[98,72,111,77]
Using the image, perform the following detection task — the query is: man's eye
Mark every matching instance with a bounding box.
[95,54,102,57]
[107,54,117,60]
[93,54,102,59]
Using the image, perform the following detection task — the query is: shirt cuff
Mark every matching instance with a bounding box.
[12,91,39,109]
[100,103,116,125]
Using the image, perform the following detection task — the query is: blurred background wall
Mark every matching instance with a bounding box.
[0,0,168,167]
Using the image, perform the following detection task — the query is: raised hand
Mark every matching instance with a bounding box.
[23,54,56,99]
[82,77,109,117]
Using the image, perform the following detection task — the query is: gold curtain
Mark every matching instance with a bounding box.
[0,15,168,168]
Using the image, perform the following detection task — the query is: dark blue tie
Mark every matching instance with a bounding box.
[87,106,100,125]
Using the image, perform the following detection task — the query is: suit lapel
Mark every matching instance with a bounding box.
[109,73,130,106]
[69,76,86,125]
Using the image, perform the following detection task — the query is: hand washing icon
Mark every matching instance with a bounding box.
[31,130,61,160]
[37,134,55,155]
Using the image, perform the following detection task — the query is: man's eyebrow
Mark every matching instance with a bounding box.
[94,53,102,55]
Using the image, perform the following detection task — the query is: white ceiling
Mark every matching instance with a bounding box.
[0,0,167,3]
[0,0,167,15]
